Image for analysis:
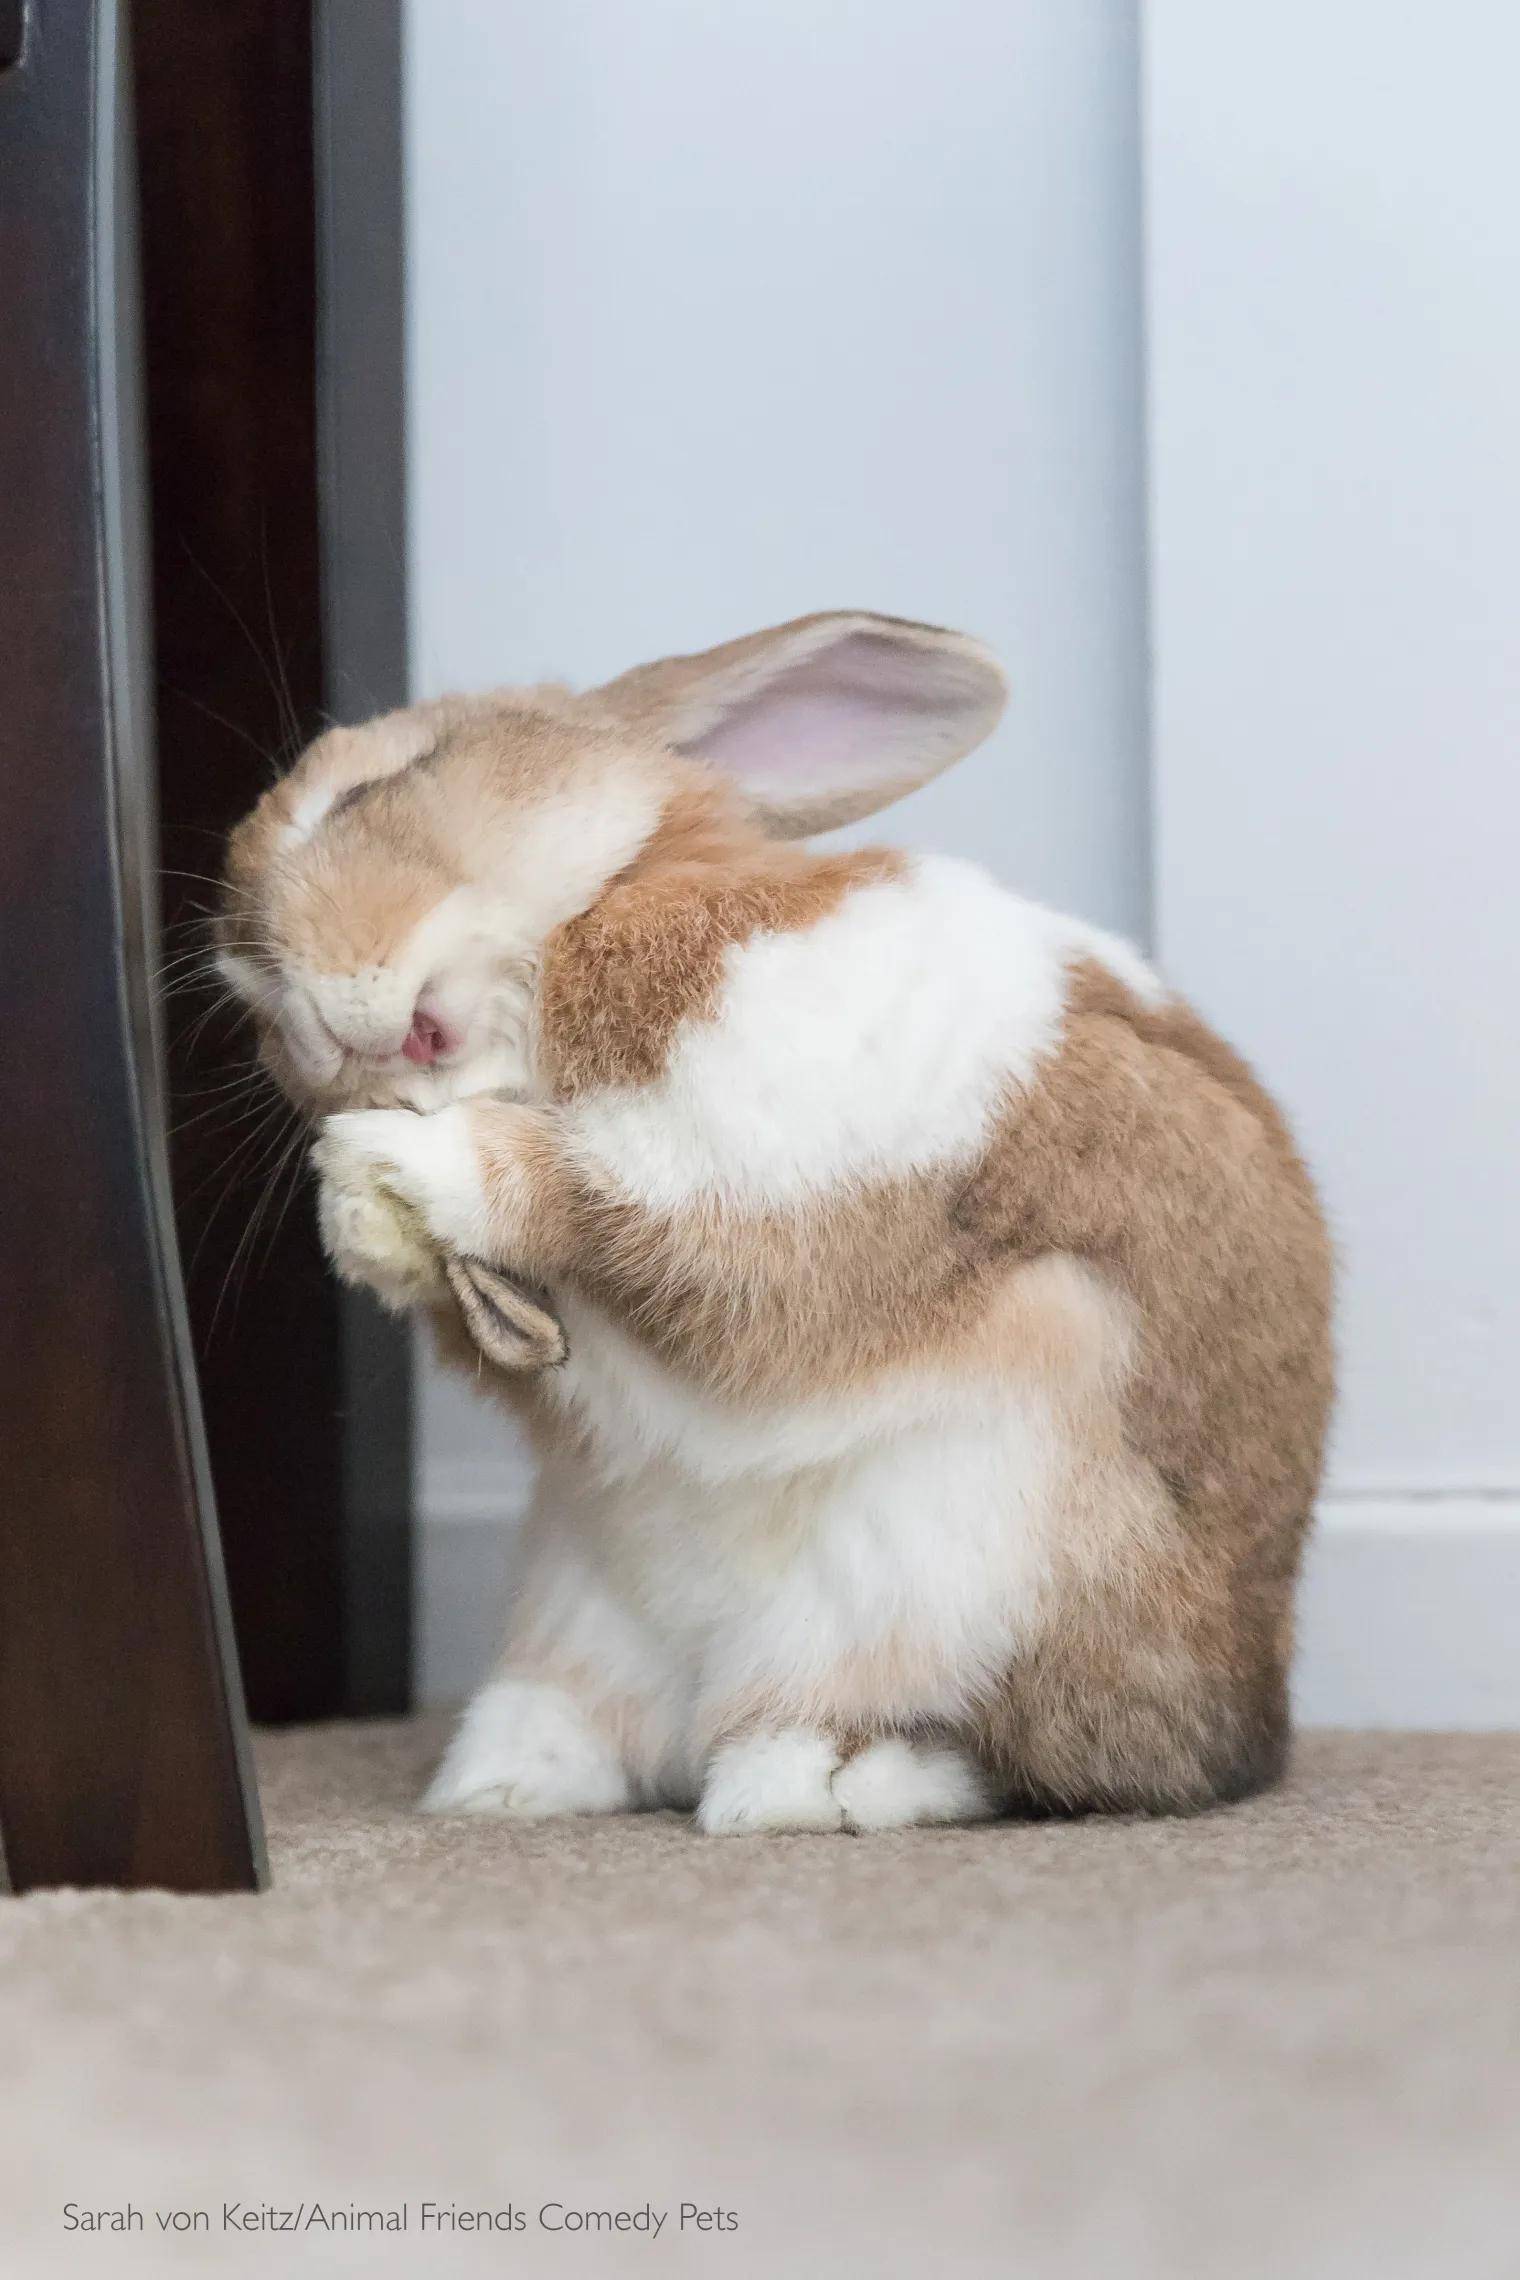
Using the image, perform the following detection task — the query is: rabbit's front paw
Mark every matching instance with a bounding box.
[313,1109,458,1309]
[421,1679,632,1820]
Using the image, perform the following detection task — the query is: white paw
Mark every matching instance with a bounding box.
[421,1679,632,1821]
[313,1167,440,1311]
[830,1737,996,1832]
[696,1730,997,1836]
[313,1104,488,1305]
[697,1729,845,1835]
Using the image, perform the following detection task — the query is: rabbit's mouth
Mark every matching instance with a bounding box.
[272,1018,532,1122]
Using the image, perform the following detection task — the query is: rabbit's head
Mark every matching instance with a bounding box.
[216,611,1007,1116]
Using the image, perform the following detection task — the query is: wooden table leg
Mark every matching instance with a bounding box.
[0,0,265,1892]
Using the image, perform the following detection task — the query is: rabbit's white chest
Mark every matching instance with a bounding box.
[541,1291,1064,1748]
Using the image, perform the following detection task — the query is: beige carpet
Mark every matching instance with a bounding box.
[3,1722,1519,2279]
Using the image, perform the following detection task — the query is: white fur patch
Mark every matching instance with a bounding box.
[318,1102,492,1255]
[830,1737,997,1832]
[564,856,1163,1213]
[214,951,277,1013]
[422,1679,631,1819]
[693,1730,996,1835]
[500,764,667,953]
[283,779,340,845]
[524,1310,1075,1803]
[697,1729,845,1835]
[1061,913,1169,1009]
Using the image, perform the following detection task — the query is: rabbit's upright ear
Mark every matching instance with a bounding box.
[591,612,1007,838]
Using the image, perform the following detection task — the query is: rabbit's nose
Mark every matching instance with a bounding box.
[402,1010,445,1065]
[303,969,453,1064]
[401,1000,459,1066]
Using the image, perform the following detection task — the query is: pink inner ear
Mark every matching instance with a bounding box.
[694,632,951,792]
[698,685,878,782]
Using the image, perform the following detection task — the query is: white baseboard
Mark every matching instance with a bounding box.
[414,1484,1520,1728]
[1294,1497,1520,1729]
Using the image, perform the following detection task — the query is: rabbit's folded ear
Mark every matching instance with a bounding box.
[590,611,1007,838]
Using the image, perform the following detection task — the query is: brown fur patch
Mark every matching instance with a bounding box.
[267,796,454,975]
[952,960,1334,1811]
[542,1179,1101,1407]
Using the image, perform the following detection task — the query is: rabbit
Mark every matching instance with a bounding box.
[216,611,1333,1834]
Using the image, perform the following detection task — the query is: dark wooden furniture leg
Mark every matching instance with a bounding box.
[135,0,414,1721]
[0,0,265,1890]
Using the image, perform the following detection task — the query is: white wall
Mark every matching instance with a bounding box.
[1143,2,1520,1721]
[405,0,1147,922]
[402,0,1150,1698]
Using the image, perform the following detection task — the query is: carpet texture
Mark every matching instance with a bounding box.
[3,1721,1519,2278]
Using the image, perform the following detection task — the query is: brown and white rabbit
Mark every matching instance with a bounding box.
[217,612,1333,1833]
